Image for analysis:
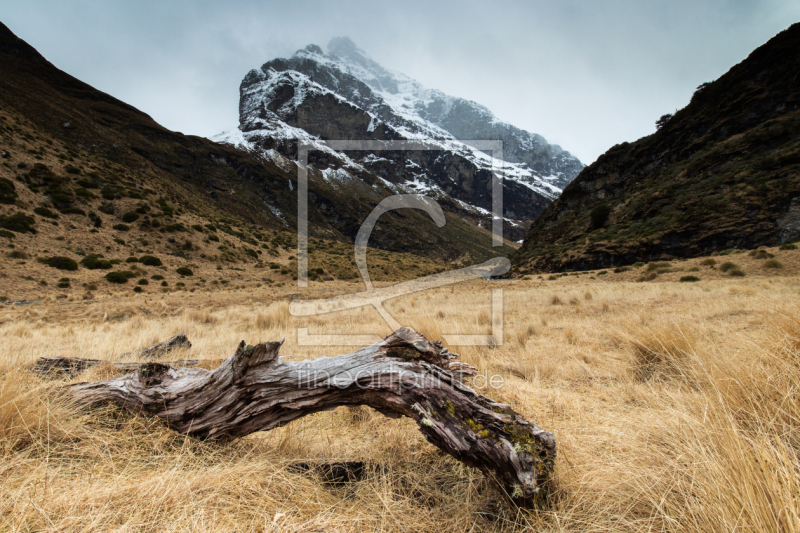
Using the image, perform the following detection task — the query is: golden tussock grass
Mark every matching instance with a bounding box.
[0,269,799,531]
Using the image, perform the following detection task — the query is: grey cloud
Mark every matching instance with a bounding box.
[3,0,798,163]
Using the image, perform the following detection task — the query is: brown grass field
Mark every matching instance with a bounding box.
[1,247,799,532]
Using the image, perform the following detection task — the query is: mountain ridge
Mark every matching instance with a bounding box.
[214,37,584,241]
[512,22,800,274]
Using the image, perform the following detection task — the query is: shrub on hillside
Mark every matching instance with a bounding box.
[763,259,784,269]
[0,213,35,234]
[112,223,130,232]
[718,261,738,273]
[33,207,57,219]
[679,275,701,282]
[700,258,716,266]
[647,262,671,271]
[105,271,136,284]
[750,249,774,259]
[590,204,611,229]
[779,243,798,250]
[43,256,78,271]
[7,250,29,259]
[80,254,112,270]
[637,272,658,282]
[121,211,140,223]
[176,266,193,276]
[139,255,162,266]
[0,177,18,204]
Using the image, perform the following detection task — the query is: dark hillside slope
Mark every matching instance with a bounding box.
[512,23,800,274]
[0,22,512,263]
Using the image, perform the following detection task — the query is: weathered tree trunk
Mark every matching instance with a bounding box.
[65,328,556,503]
[32,333,194,378]
[32,357,202,378]
[119,333,191,360]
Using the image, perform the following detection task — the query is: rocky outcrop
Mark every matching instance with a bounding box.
[512,23,800,274]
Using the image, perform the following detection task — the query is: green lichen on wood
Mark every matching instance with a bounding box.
[444,400,456,417]
[504,421,551,469]
[239,344,255,359]
[466,418,491,439]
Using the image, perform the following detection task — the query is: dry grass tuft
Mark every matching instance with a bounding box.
[618,321,699,382]
[254,300,290,331]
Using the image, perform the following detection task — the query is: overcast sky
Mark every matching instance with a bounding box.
[4,1,799,164]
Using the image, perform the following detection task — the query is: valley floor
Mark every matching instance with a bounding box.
[1,249,799,532]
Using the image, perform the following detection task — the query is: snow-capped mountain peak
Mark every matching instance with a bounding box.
[214,37,585,241]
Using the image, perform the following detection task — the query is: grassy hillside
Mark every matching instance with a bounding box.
[0,20,514,300]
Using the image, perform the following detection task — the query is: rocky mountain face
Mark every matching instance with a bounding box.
[512,23,800,274]
[215,37,583,242]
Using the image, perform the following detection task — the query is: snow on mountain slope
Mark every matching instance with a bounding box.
[212,37,584,240]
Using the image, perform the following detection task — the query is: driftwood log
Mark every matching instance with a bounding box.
[65,328,556,503]
[32,333,194,378]
[119,333,191,360]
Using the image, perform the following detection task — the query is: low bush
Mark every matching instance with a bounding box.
[647,262,671,271]
[679,275,701,282]
[750,249,774,259]
[121,211,140,223]
[0,213,36,234]
[139,255,162,266]
[700,258,717,266]
[763,259,784,269]
[613,266,632,273]
[0,177,16,205]
[7,250,29,259]
[112,224,130,232]
[80,254,112,270]
[151,274,164,280]
[728,268,747,277]
[176,266,194,276]
[779,243,798,250]
[637,272,658,282]
[590,204,611,229]
[125,256,139,263]
[33,207,57,219]
[137,278,149,285]
[43,256,78,271]
[718,262,738,273]
[105,271,135,284]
